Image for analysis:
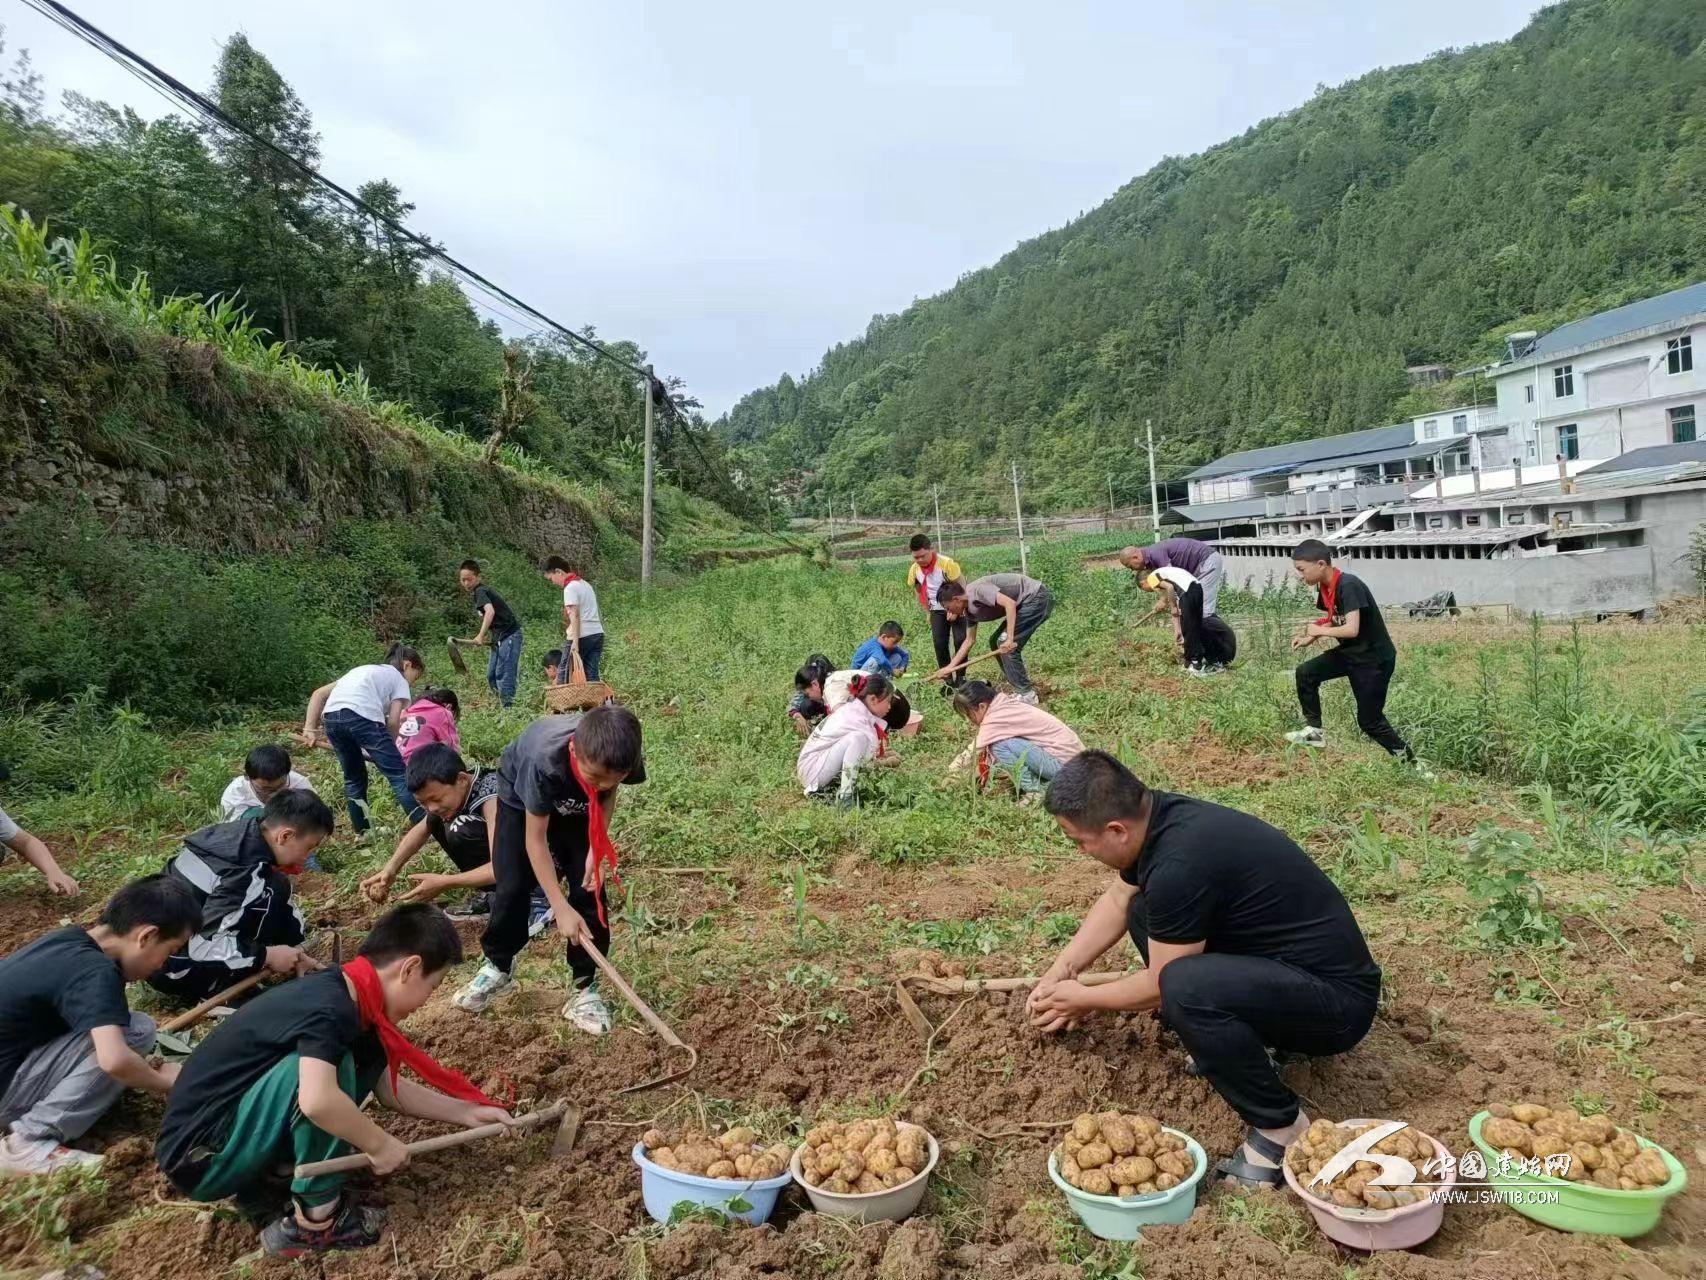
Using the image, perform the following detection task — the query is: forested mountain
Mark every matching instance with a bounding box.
[0,30,755,521]
[719,0,1706,517]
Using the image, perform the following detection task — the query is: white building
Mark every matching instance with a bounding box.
[1491,280,1705,466]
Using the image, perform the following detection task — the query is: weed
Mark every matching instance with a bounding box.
[1463,827,1563,950]
[1217,1191,1315,1251]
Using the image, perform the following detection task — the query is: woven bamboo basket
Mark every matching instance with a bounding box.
[545,681,613,712]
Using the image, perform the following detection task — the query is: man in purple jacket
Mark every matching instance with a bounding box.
[1123,540,1224,608]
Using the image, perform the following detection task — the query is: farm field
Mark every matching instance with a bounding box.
[1,544,1702,1280]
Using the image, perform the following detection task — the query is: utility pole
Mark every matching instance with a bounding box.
[932,485,943,548]
[1145,417,1160,532]
[1106,473,1115,517]
[827,495,836,545]
[640,364,656,588]
[1011,461,1028,578]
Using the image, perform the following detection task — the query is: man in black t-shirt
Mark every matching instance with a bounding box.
[159,904,512,1259]
[458,559,523,708]
[1026,751,1380,1189]
[453,706,645,1034]
[0,875,196,1176]
[360,744,501,918]
[1284,539,1422,768]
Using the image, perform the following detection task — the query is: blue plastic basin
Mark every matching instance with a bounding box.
[632,1143,794,1226]
[1047,1129,1208,1241]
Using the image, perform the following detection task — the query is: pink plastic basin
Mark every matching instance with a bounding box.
[1283,1120,1455,1251]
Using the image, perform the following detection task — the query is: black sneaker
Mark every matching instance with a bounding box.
[260,1199,386,1258]
[445,891,492,920]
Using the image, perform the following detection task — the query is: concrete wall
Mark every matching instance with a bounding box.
[1219,544,1663,618]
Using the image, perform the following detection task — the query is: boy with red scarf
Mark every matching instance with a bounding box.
[452,706,645,1033]
[1285,540,1419,767]
[905,535,967,690]
[157,904,512,1259]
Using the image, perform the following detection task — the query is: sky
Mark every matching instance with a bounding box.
[6,0,1541,416]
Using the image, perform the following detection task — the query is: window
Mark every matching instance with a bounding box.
[1525,385,1535,403]
[1452,414,1468,435]
[1671,404,1697,443]
[1422,419,1438,440]
[1557,423,1579,461]
[1667,335,1693,375]
[1525,438,1538,461]
[1464,514,1483,527]
[1553,364,1574,398]
[1427,516,1446,530]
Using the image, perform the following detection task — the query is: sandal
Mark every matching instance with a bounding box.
[1213,1127,1288,1188]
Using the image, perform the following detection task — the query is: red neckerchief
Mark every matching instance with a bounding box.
[1319,567,1342,625]
[562,572,581,583]
[976,746,991,788]
[343,956,496,1105]
[569,747,621,927]
[847,676,889,758]
[913,555,938,609]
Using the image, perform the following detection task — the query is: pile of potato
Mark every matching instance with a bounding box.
[797,1118,929,1196]
[1057,1112,1195,1198]
[1481,1102,1672,1190]
[1286,1119,1440,1210]
[641,1125,790,1182]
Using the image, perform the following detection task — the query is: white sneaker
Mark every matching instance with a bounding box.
[1284,727,1326,748]
[562,987,611,1035]
[1408,757,1437,782]
[452,963,515,1013]
[0,1132,102,1177]
[1014,689,1040,706]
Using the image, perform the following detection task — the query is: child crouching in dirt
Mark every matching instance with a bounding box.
[1027,751,1380,1189]
[219,744,316,822]
[453,705,646,1035]
[0,874,197,1176]
[948,680,1083,796]
[360,744,500,919]
[797,672,903,808]
[149,790,335,1005]
[157,904,514,1259]
[1140,569,1236,676]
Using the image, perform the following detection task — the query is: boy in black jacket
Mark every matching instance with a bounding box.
[1285,539,1425,774]
[150,790,335,1003]
[157,904,512,1258]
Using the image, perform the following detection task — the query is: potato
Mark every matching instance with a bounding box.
[642,1128,665,1150]
[1532,1117,1564,1137]
[1078,1141,1113,1170]
[1101,1118,1137,1156]
[1619,1175,1640,1190]
[802,1164,821,1186]
[1390,1188,1421,1207]
[705,1160,736,1179]
[1629,1149,1670,1187]
[1154,1172,1179,1192]
[1488,1103,1514,1119]
[838,1151,866,1181]
[1071,1114,1099,1143]
[826,1176,853,1195]
[1481,1119,1531,1155]
[1570,1142,1602,1171]
[1363,1189,1397,1211]
[1080,1169,1113,1196]
[1577,1115,1616,1145]
[1609,1134,1640,1162]
[1113,1183,1133,1197]
[1531,1134,1569,1160]
[845,1122,876,1151]
[897,1132,928,1171]
[865,1148,897,1176]
[867,1130,896,1152]
[1331,1189,1361,1209]
[1132,1115,1162,1137]
[1155,1151,1192,1180]
[853,1172,882,1195]
[1061,1155,1081,1182]
[1510,1104,1551,1125]
[1111,1155,1154,1186]
[1062,1135,1084,1159]
[1343,1171,1371,1198]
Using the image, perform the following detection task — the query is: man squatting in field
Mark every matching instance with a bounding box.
[1027,751,1380,1188]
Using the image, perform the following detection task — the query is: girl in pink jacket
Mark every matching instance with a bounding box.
[396,688,461,762]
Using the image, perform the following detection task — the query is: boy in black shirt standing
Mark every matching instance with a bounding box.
[1026,751,1380,1189]
[458,559,523,708]
[158,904,512,1259]
[452,705,645,1035]
[360,744,500,918]
[1285,539,1421,768]
[0,875,197,1175]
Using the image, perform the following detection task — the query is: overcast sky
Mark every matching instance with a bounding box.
[8,0,1539,415]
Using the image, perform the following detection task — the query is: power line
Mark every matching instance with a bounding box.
[19,0,672,397]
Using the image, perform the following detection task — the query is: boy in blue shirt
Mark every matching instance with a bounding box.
[850,622,909,677]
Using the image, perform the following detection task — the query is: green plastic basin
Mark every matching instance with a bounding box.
[1466,1111,1687,1238]
[1047,1129,1207,1241]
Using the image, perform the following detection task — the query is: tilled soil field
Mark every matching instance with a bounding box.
[7,847,1701,1280]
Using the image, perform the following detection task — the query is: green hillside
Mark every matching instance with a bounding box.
[719,0,1706,515]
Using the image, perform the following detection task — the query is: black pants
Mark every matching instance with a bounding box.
[1295,649,1412,759]
[481,801,607,988]
[990,587,1054,694]
[1200,614,1237,666]
[150,872,304,1004]
[1176,583,1206,666]
[928,611,968,685]
[1155,952,1378,1129]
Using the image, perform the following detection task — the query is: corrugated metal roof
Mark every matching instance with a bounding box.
[1581,441,1706,475]
[1162,498,1271,524]
[1406,461,1706,508]
[1183,422,1417,481]
[1529,281,1706,362]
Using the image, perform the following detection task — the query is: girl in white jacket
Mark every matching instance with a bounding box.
[797,673,901,807]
